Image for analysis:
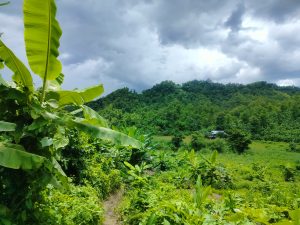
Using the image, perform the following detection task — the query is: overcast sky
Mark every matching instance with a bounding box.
[1,0,300,94]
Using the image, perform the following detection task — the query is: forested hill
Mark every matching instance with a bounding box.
[89,80,300,142]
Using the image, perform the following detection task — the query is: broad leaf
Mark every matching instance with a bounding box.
[0,40,33,91]
[48,73,64,91]
[0,121,16,131]
[210,150,218,165]
[53,127,69,149]
[72,120,143,148]
[40,137,53,147]
[0,74,9,87]
[0,59,4,69]
[82,105,109,127]
[0,142,45,170]
[57,84,104,106]
[24,0,62,81]
[124,161,135,171]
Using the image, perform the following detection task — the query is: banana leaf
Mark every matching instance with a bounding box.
[24,0,62,81]
[0,142,45,170]
[0,40,34,91]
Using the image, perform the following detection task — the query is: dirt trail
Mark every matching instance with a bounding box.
[103,189,124,225]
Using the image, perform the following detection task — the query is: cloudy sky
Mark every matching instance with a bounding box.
[1,0,300,93]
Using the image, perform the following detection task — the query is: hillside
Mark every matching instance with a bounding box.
[89,80,300,142]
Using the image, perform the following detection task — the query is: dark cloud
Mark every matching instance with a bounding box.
[225,3,245,31]
[144,0,235,47]
[0,0,300,92]
[246,0,300,23]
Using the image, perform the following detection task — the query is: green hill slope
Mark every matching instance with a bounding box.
[89,80,300,142]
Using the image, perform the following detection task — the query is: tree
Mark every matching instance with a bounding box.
[227,129,251,154]
[171,133,184,150]
[190,132,206,151]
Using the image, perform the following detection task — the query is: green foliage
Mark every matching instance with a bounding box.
[171,133,184,150]
[1,0,300,224]
[24,0,62,101]
[124,161,150,187]
[207,138,228,153]
[189,151,232,189]
[190,132,207,151]
[227,128,252,153]
[59,130,124,198]
[119,141,300,225]
[0,0,143,223]
[0,40,33,91]
[194,176,211,210]
[0,142,45,170]
[0,121,16,131]
[33,184,103,225]
[281,165,296,182]
[288,142,300,153]
[92,80,300,143]
[57,85,104,106]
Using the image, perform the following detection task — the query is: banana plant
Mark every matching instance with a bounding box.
[0,0,142,176]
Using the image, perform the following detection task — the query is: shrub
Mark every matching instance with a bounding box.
[281,165,296,182]
[190,132,206,151]
[227,129,252,154]
[288,142,300,153]
[33,184,103,225]
[60,131,122,199]
[207,138,228,153]
[84,158,122,199]
[171,133,184,150]
[188,151,232,189]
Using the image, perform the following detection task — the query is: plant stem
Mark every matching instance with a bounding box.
[40,79,47,103]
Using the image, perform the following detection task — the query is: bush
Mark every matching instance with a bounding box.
[84,157,122,199]
[227,129,252,154]
[60,130,122,199]
[207,138,228,153]
[190,132,206,151]
[288,142,300,153]
[281,165,296,182]
[188,151,232,189]
[33,184,103,225]
[171,133,184,150]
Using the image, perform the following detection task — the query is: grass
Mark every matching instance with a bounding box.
[217,141,299,167]
[119,138,300,224]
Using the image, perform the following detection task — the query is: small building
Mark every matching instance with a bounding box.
[208,130,226,139]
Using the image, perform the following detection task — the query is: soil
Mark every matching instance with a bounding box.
[103,188,124,225]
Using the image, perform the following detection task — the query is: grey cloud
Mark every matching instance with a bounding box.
[225,3,245,31]
[1,0,300,92]
[143,0,236,47]
[245,0,300,23]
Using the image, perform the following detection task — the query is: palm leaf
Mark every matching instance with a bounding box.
[0,142,45,170]
[24,0,62,82]
[0,40,34,91]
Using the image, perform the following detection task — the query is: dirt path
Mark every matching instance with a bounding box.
[103,189,124,225]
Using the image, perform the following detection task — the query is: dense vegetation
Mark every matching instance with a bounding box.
[0,0,140,224]
[118,140,300,225]
[90,80,300,143]
[1,1,300,225]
